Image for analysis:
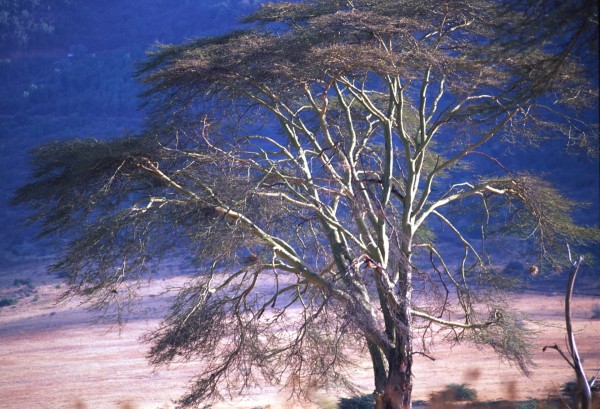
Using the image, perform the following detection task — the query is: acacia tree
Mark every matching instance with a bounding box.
[13,1,599,408]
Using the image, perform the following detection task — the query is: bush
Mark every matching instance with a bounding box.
[13,278,34,289]
[338,394,374,409]
[430,384,478,403]
[0,298,17,307]
[592,305,600,319]
[446,383,478,401]
[515,399,538,409]
[561,380,600,401]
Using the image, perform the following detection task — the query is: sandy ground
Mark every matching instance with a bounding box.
[0,261,598,409]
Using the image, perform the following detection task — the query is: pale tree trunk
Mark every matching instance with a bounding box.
[545,254,596,409]
[565,257,592,409]
[371,269,414,409]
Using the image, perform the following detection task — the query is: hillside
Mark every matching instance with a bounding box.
[1,2,598,274]
[0,1,265,264]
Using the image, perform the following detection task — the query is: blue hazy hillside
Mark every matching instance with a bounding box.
[0,0,265,263]
[0,1,598,268]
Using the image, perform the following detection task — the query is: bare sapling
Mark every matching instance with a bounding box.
[543,245,600,409]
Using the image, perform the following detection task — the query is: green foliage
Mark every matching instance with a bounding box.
[337,394,374,409]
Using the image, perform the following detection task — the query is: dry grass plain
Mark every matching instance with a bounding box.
[0,261,598,409]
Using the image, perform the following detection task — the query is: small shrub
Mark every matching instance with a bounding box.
[0,298,17,307]
[515,399,538,409]
[338,394,374,409]
[447,383,478,401]
[431,383,478,402]
[13,278,34,289]
[561,380,600,401]
[591,305,600,319]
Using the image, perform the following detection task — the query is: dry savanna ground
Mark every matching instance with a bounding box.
[1,260,599,409]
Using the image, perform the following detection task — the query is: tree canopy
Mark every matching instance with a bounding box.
[13,1,599,408]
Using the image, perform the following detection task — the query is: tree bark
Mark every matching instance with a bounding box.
[372,369,413,408]
[375,236,414,409]
[370,326,413,409]
[382,366,412,408]
[382,329,413,409]
[371,304,413,409]
[371,343,413,409]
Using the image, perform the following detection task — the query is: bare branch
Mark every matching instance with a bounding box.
[411,309,499,329]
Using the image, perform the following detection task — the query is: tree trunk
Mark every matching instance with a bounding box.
[382,333,413,409]
[372,348,413,409]
[565,257,592,409]
[371,326,413,409]
[371,234,414,409]
[380,243,414,409]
